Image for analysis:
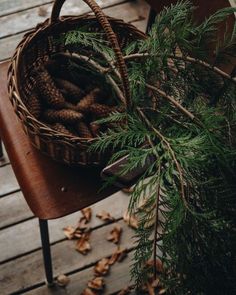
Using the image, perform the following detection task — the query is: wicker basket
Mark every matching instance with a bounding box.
[7,0,146,166]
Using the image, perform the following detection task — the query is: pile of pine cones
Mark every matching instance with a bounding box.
[28,59,121,138]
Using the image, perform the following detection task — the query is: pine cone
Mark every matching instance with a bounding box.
[44,109,83,124]
[51,123,75,136]
[75,122,93,138]
[90,122,100,137]
[77,88,101,112]
[88,103,117,118]
[54,78,85,103]
[63,102,80,111]
[27,93,42,119]
[35,66,65,109]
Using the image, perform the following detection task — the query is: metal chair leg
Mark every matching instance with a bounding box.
[39,219,54,286]
[146,7,157,34]
[0,137,3,158]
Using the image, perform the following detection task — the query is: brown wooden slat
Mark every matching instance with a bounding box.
[0,164,19,197]
[131,18,147,32]
[0,191,129,262]
[0,219,134,294]
[0,191,32,228]
[0,144,10,167]
[0,0,126,38]
[30,251,135,295]
[0,0,149,61]
[0,0,53,17]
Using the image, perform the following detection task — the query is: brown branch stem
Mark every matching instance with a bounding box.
[123,53,236,84]
[143,83,196,121]
[58,52,126,105]
[154,165,161,280]
[137,107,188,209]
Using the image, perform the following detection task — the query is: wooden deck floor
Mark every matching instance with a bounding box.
[0,0,149,294]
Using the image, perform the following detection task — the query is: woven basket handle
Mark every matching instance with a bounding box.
[51,0,131,109]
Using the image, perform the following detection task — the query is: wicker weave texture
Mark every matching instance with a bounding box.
[7,0,146,166]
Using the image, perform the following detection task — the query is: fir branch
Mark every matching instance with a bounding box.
[64,27,115,60]
[56,52,126,105]
[153,165,161,279]
[143,83,196,121]
[123,53,236,84]
[137,107,189,210]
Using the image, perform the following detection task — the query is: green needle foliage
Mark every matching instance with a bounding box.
[63,1,236,293]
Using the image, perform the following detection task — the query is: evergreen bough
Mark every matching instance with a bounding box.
[64,1,236,293]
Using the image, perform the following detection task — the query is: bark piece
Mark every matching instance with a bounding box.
[122,187,134,194]
[81,207,92,223]
[96,210,115,222]
[117,286,132,295]
[107,224,122,244]
[81,288,98,295]
[56,274,70,287]
[63,226,76,240]
[87,277,105,291]
[77,217,90,232]
[75,233,91,255]
[146,259,164,273]
[94,258,110,276]
[109,247,128,265]
[123,210,138,229]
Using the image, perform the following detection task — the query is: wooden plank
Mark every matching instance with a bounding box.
[0,144,10,167]
[0,0,125,38]
[0,0,53,17]
[0,220,135,294]
[0,190,130,262]
[0,191,32,228]
[30,251,135,295]
[0,164,19,197]
[132,18,148,32]
[0,0,149,61]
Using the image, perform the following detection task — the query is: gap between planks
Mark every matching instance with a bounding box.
[0,143,10,167]
[0,219,136,294]
[0,0,127,39]
[0,0,53,18]
[0,0,149,60]
[28,251,135,295]
[0,190,130,263]
[0,2,148,293]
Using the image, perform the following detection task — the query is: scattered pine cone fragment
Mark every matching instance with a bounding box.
[27,93,42,119]
[35,66,65,109]
[90,122,100,137]
[75,122,93,138]
[44,109,83,124]
[51,123,75,136]
[88,103,117,118]
[77,88,101,112]
[54,78,85,103]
